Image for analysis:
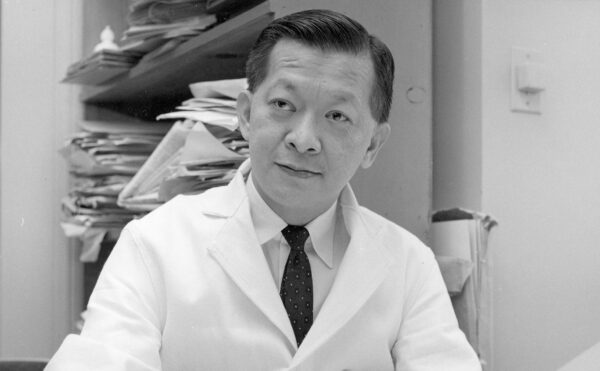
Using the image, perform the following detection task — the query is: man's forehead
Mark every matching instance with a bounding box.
[266,77,359,103]
[267,39,371,69]
[263,40,374,95]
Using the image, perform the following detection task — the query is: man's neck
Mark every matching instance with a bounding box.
[249,174,337,226]
[260,192,333,226]
[272,203,332,226]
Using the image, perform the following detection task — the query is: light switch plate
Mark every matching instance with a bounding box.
[511,47,543,114]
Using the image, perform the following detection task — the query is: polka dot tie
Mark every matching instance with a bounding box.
[280,225,313,347]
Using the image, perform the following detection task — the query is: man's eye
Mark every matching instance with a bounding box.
[326,111,350,123]
[270,99,294,111]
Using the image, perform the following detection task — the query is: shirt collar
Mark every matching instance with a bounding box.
[304,199,337,268]
[246,174,337,268]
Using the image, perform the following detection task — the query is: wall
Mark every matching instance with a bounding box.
[434,1,600,370]
[433,0,482,212]
[0,0,82,358]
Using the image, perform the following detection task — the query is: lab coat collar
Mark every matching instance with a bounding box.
[195,158,252,218]
[206,159,298,349]
[204,159,393,362]
[292,183,393,366]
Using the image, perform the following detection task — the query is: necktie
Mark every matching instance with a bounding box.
[280,225,313,346]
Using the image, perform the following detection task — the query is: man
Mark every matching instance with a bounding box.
[47,9,480,370]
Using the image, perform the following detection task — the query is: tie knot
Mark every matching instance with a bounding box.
[281,225,309,251]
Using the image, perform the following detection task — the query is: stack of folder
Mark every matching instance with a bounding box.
[118,78,248,211]
[62,1,218,86]
[121,0,217,60]
[128,0,211,26]
[62,49,143,85]
[60,120,172,261]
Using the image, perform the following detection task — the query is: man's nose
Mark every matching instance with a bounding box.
[284,114,321,154]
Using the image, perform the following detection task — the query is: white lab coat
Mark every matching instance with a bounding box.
[46,161,480,370]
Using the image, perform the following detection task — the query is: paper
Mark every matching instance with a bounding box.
[157,110,238,131]
[79,229,108,262]
[118,121,191,210]
[123,15,216,40]
[60,124,167,176]
[188,78,248,99]
[116,79,248,211]
[117,119,248,211]
[434,256,473,296]
[157,80,246,131]
[78,120,172,135]
[122,10,217,63]
[180,123,245,164]
[158,174,233,202]
[558,341,600,371]
[60,223,107,262]
[431,219,472,261]
[62,49,142,85]
[59,120,167,251]
[180,97,238,108]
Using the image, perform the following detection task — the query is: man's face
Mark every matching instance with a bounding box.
[237,39,390,224]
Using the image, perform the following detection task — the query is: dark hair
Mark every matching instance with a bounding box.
[245,9,395,123]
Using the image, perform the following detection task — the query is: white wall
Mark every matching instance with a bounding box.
[483,1,600,369]
[0,0,82,358]
[434,1,600,370]
[433,0,482,212]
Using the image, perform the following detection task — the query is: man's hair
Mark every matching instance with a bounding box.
[245,9,395,124]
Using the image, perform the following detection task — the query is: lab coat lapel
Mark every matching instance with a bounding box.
[205,161,297,349]
[293,185,393,364]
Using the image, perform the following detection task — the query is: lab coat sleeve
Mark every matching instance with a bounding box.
[46,223,164,371]
[392,249,481,371]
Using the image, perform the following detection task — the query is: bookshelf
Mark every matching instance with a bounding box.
[82,2,274,120]
[74,0,278,311]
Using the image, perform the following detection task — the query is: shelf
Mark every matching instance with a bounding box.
[81,1,274,118]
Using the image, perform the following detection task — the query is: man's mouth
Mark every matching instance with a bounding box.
[276,163,320,178]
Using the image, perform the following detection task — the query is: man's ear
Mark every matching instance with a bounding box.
[236,90,253,140]
[360,122,390,169]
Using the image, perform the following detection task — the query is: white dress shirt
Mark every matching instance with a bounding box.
[246,175,349,317]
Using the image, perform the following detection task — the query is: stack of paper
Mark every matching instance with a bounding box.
[156,77,246,130]
[128,0,210,26]
[60,120,172,261]
[62,49,143,85]
[118,78,248,211]
[60,122,169,176]
[121,0,217,59]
